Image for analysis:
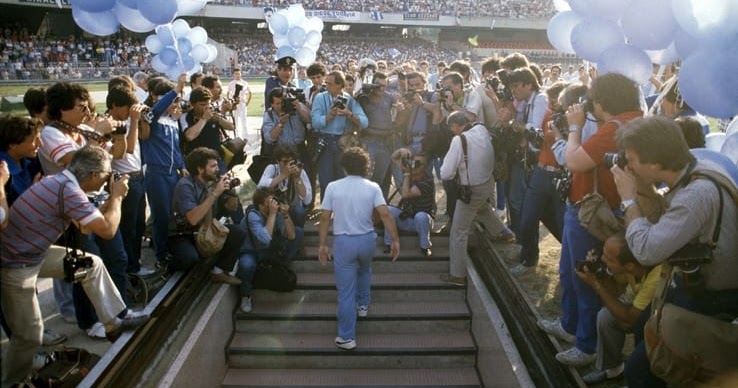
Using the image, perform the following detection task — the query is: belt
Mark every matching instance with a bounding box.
[121,170,143,176]
[537,163,561,172]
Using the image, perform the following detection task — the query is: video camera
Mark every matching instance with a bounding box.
[486,69,513,102]
[281,86,307,114]
[233,83,243,103]
[356,83,382,105]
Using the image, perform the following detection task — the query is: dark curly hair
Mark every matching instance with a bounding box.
[340,147,371,176]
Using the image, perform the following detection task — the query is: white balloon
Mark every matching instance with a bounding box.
[553,0,570,12]
[295,46,316,66]
[304,17,324,33]
[172,19,191,38]
[115,2,157,33]
[705,132,727,152]
[284,4,306,28]
[305,30,321,47]
[191,44,209,62]
[727,116,738,137]
[720,132,738,165]
[273,33,289,48]
[269,13,289,35]
[188,26,208,45]
[645,42,680,65]
[145,35,164,54]
[204,44,217,63]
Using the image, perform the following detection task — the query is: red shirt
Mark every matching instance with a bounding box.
[569,111,643,209]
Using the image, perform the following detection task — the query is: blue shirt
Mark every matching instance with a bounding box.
[310,91,368,136]
[363,92,396,131]
[0,152,42,206]
[240,205,286,253]
[263,108,306,146]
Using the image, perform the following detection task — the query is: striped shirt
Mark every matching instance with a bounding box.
[1,170,101,268]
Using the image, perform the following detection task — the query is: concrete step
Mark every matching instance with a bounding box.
[301,233,450,248]
[292,254,448,273]
[251,287,466,303]
[228,332,477,369]
[235,301,471,334]
[296,272,460,290]
[222,367,481,387]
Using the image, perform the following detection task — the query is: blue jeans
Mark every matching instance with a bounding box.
[496,180,506,210]
[333,233,376,340]
[383,206,432,249]
[237,253,261,297]
[145,168,180,261]
[316,136,345,201]
[506,161,529,238]
[290,201,307,228]
[559,204,602,354]
[364,139,392,196]
[518,167,565,267]
[120,174,146,273]
[168,223,248,272]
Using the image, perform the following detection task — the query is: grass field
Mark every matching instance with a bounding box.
[0,79,267,117]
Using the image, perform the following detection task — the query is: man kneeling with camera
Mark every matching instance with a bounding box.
[384,148,436,257]
[1,146,149,386]
[574,234,661,384]
[169,147,246,284]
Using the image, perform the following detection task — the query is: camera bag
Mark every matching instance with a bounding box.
[577,167,624,242]
[644,170,738,385]
[195,211,230,258]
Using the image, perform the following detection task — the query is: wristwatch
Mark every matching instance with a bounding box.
[620,198,637,212]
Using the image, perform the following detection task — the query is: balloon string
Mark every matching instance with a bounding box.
[167,24,184,71]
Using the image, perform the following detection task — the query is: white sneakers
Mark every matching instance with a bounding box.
[335,336,357,350]
[86,322,106,339]
[556,346,596,366]
[240,297,252,313]
[356,305,368,317]
[537,318,576,343]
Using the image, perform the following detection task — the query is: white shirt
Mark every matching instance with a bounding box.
[111,119,142,174]
[322,175,385,236]
[440,123,494,185]
[135,86,148,104]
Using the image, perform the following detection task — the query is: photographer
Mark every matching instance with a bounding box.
[1,146,149,387]
[237,187,301,313]
[395,72,436,154]
[202,75,236,132]
[257,145,312,228]
[575,234,661,384]
[611,116,738,387]
[310,71,368,199]
[181,87,232,173]
[305,62,328,107]
[265,56,297,110]
[511,81,568,277]
[538,73,643,368]
[491,67,548,238]
[432,72,481,125]
[384,149,435,257]
[168,147,246,283]
[357,71,401,195]
[262,87,311,161]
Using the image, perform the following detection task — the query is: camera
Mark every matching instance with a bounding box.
[228,177,241,188]
[575,258,609,279]
[290,159,304,169]
[550,111,569,135]
[439,87,455,110]
[112,123,127,135]
[603,151,627,169]
[112,172,122,182]
[281,86,306,114]
[233,83,243,103]
[486,69,514,102]
[579,96,594,116]
[401,155,418,170]
[523,127,545,148]
[313,136,328,164]
[668,243,713,291]
[332,95,347,110]
[404,89,420,102]
[63,252,94,283]
[142,108,155,124]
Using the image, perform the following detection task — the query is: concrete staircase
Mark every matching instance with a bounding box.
[222,229,483,387]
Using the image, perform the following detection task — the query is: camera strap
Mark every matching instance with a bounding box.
[682,170,735,246]
[458,133,471,186]
[57,180,85,258]
[51,120,107,144]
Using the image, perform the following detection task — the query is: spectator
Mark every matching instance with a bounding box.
[318,147,400,350]
[132,71,149,105]
[0,145,149,387]
[227,67,252,138]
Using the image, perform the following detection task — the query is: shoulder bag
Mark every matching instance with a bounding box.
[576,168,624,241]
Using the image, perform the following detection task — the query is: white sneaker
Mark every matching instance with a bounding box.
[357,305,368,317]
[510,264,535,277]
[537,318,576,343]
[86,322,106,339]
[135,267,156,276]
[240,297,252,313]
[335,336,357,350]
[556,346,596,367]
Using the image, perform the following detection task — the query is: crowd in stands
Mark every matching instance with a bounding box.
[214,0,555,18]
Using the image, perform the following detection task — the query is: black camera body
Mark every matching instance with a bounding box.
[575,258,609,279]
[486,69,514,102]
[332,96,348,110]
[142,108,155,124]
[668,243,713,290]
[229,177,241,188]
[290,160,304,169]
[603,151,628,169]
[63,252,94,283]
[550,112,569,136]
[401,155,418,170]
[233,83,243,103]
[523,127,545,149]
[552,170,572,202]
[281,87,307,114]
[404,89,418,102]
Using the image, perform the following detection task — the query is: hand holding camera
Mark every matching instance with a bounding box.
[288,160,303,176]
[129,104,147,122]
[109,173,129,199]
[565,102,587,130]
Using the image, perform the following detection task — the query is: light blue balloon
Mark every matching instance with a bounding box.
[598,44,653,85]
[151,55,169,73]
[546,11,581,54]
[115,2,156,33]
[621,0,677,50]
[138,0,178,26]
[117,0,138,9]
[159,47,179,66]
[305,31,321,48]
[570,19,624,62]
[287,26,306,48]
[191,44,209,62]
[156,26,175,46]
[674,26,698,59]
[270,13,289,36]
[586,0,635,21]
[172,19,191,38]
[691,148,738,183]
[72,7,119,36]
[719,133,738,165]
[295,47,316,66]
[565,0,593,17]
[672,0,738,44]
[273,33,289,48]
[71,0,115,13]
[145,34,164,54]
[679,47,738,119]
[276,46,295,61]
[181,56,195,72]
[646,42,680,65]
[177,38,192,55]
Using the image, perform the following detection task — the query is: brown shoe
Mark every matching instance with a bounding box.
[210,272,242,286]
[439,273,466,286]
